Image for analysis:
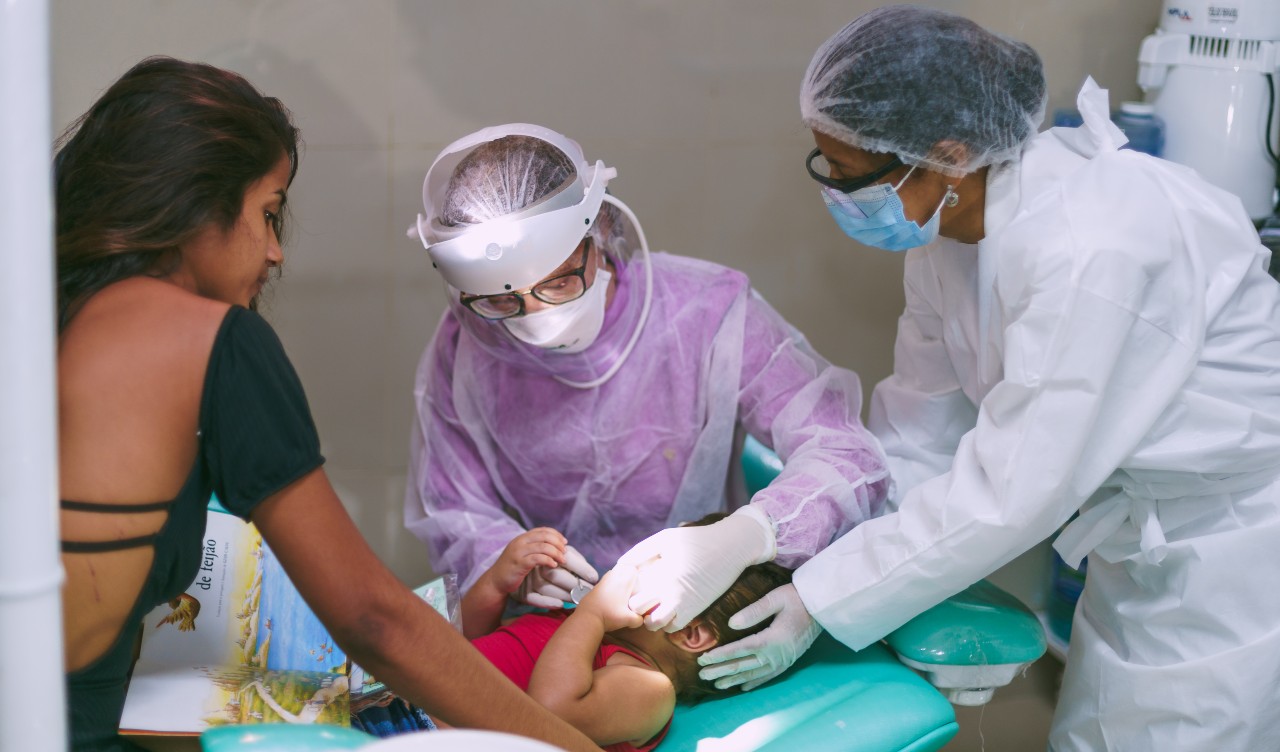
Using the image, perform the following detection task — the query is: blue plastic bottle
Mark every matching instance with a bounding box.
[1259,213,1280,282]
[1112,101,1165,157]
[1048,551,1087,645]
[1052,108,1083,128]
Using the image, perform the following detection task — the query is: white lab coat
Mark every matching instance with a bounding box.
[793,79,1280,750]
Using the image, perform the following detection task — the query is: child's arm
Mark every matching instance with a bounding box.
[461,527,569,639]
[527,567,676,747]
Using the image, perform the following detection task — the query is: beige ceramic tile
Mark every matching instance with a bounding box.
[380,474,439,586]
[286,147,395,280]
[52,0,396,147]
[263,277,391,471]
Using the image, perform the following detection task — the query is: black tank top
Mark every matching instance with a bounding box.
[63,307,324,751]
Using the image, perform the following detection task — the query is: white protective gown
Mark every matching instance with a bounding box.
[793,79,1280,750]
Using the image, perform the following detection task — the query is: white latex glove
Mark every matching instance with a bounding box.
[515,545,600,609]
[696,583,822,691]
[618,506,776,631]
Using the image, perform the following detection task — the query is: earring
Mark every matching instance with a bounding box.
[945,186,960,208]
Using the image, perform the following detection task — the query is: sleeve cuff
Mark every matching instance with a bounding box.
[733,504,778,564]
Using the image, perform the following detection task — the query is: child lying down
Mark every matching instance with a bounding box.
[464,514,793,752]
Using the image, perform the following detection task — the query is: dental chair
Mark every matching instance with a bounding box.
[655,436,1046,752]
[201,436,1044,752]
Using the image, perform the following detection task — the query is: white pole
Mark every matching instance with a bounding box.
[0,0,67,750]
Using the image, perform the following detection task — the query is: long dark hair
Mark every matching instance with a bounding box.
[53,56,301,329]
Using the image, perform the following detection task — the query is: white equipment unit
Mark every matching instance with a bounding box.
[1138,0,1280,220]
[1,1,66,751]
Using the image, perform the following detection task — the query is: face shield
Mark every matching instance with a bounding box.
[408,123,618,296]
[408,124,654,390]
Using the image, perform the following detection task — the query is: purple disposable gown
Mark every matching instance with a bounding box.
[405,251,890,591]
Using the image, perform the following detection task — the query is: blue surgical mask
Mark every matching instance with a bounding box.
[821,166,952,252]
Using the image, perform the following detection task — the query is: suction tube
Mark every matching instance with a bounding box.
[553,194,654,390]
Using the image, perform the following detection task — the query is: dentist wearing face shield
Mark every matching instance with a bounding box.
[405,125,890,627]
[678,6,1280,750]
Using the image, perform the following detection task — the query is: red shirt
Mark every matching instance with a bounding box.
[471,611,670,752]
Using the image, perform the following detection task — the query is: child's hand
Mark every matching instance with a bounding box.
[576,564,644,632]
[488,528,568,596]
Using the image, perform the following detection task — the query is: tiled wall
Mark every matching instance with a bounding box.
[52,0,1163,590]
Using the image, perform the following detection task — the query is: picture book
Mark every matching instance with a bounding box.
[119,502,458,736]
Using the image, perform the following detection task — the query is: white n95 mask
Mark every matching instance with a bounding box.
[503,268,611,353]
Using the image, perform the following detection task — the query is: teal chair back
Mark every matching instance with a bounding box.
[662,435,959,751]
[701,434,1046,747]
[741,434,785,498]
[665,635,958,751]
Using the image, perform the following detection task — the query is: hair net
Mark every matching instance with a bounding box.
[801,5,1047,178]
[441,134,634,262]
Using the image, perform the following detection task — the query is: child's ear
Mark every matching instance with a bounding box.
[668,619,718,653]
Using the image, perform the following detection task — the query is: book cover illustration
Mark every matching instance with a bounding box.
[120,509,350,733]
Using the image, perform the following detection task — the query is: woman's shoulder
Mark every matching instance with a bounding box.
[649,251,748,286]
[1015,144,1192,236]
[995,150,1242,312]
[61,278,233,384]
[646,251,750,309]
[58,279,241,494]
[69,276,232,337]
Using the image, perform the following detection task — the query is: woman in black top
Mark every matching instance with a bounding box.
[55,57,598,752]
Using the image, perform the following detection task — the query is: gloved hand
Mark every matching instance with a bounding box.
[617,506,776,631]
[515,544,600,609]
[696,583,822,691]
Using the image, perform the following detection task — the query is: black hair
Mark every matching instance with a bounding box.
[54,56,301,328]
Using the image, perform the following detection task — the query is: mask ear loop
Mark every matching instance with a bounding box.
[890,164,918,193]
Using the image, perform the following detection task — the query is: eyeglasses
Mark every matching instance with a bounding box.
[460,238,595,320]
[805,147,903,193]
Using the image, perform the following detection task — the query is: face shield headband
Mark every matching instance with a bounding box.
[408,123,618,296]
